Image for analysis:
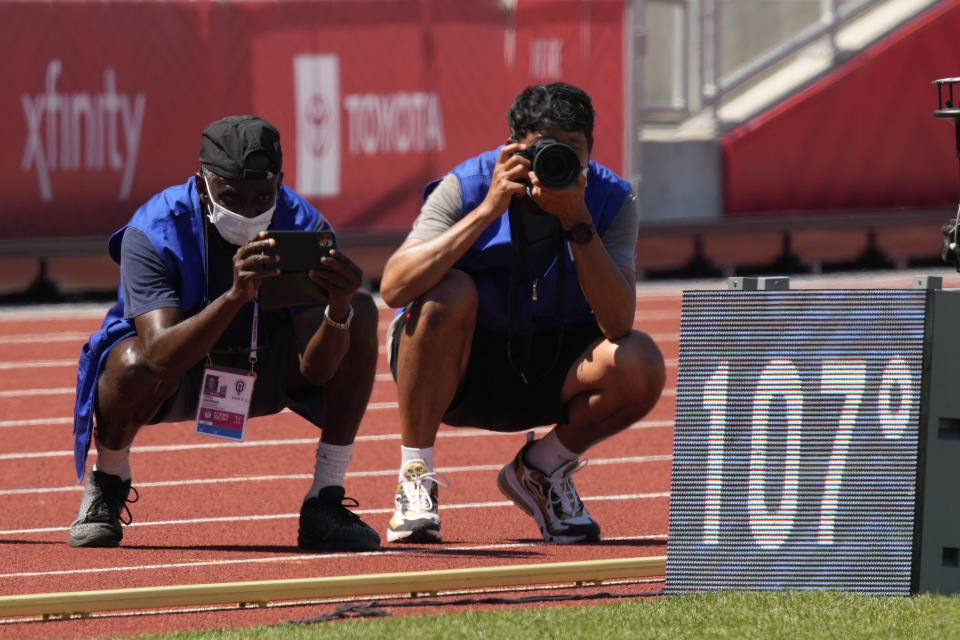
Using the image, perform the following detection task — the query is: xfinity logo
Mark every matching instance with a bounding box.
[20,59,147,201]
[294,53,446,198]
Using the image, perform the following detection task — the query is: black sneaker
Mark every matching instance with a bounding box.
[68,469,138,548]
[298,486,381,551]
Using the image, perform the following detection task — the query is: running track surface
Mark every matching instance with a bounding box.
[2,270,956,639]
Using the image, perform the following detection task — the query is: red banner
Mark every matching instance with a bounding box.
[722,0,960,215]
[0,0,625,240]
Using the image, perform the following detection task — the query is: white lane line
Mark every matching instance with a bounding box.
[0,387,75,398]
[0,533,668,580]
[0,420,674,461]
[0,332,91,344]
[0,359,76,370]
[0,455,673,496]
[0,304,113,321]
[0,492,670,539]
[2,399,393,421]
[1,412,670,431]
[0,417,73,428]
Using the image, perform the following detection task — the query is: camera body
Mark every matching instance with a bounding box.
[934,78,960,271]
[515,137,582,189]
[941,212,960,269]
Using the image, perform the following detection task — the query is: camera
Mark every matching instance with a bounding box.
[934,77,960,271]
[940,210,960,269]
[515,137,582,189]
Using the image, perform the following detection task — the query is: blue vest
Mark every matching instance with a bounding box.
[438,149,629,334]
[72,176,322,481]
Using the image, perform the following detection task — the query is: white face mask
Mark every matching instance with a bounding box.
[203,175,276,245]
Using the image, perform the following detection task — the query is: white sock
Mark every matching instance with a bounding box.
[305,440,354,500]
[400,445,434,480]
[93,440,131,481]
[525,429,578,475]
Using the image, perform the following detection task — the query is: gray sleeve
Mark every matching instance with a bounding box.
[406,173,463,241]
[405,176,639,270]
[119,228,182,319]
[599,188,640,270]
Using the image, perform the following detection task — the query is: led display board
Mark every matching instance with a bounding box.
[666,285,960,595]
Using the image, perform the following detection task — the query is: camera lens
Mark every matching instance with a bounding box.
[532,140,581,189]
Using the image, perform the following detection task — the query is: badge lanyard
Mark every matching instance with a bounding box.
[200,215,262,370]
[195,215,258,441]
[248,296,259,375]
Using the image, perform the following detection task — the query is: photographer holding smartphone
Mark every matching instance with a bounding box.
[379,83,666,544]
[69,115,380,552]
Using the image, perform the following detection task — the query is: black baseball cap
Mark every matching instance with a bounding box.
[199,115,282,180]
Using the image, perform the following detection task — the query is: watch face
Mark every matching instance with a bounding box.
[569,222,594,244]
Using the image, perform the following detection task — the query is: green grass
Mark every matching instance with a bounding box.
[107,591,960,640]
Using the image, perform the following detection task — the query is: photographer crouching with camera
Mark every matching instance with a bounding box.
[69,115,381,551]
[379,82,666,544]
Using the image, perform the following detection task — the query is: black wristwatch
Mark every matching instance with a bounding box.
[564,221,595,245]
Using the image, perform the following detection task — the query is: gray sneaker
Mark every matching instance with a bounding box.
[68,469,137,548]
[298,486,381,551]
[497,440,600,544]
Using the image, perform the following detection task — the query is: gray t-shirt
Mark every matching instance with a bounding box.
[120,228,182,318]
[407,173,640,269]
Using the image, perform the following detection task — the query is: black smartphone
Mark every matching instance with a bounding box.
[259,271,328,309]
[263,230,336,272]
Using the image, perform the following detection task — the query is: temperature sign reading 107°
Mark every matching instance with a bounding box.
[701,356,914,548]
[666,289,929,596]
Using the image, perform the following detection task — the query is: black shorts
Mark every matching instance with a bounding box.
[388,310,602,430]
[148,313,325,428]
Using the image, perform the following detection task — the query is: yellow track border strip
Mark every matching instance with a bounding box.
[0,556,666,619]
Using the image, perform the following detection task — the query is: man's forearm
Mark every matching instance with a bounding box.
[571,241,636,338]
[137,293,248,377]
[299,321,351,385]
[381,207,495,308]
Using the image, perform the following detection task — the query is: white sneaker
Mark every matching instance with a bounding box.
[387,460,449,543]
